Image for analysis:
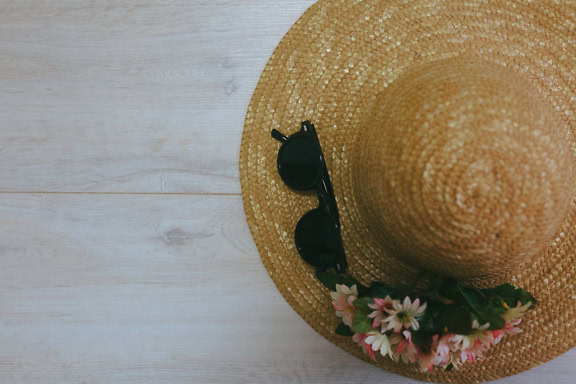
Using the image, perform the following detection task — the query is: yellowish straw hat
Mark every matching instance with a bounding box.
[239,0,576,382]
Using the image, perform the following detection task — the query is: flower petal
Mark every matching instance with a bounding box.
[411,298,420,311]
[402,296,411,310]
[415,302,427,316]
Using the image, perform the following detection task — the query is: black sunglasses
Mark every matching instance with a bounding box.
[271,121,348,273]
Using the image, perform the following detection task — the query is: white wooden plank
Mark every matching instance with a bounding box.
[0,194,574,383]
[0,0,314,193]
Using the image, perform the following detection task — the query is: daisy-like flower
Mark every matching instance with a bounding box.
[390,330,419,364]
[446,350,464,370]
[491,319,523,344]
[365,330,393,357]
[435,334,459,367]
[368,296,394,330]
[503,319,523,335]
[417,348,437,372]
[450,320,491,351]
[384,297,427,332]
[353,333,375,360]
[416,335,439,372]
[330,284,358,302]
[502,301,532,322]
[460,339,488,363]
[330,284,358,327]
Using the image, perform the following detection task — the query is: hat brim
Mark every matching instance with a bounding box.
[239,0,576,382]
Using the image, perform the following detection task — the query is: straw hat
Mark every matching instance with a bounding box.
[239,0,576,382]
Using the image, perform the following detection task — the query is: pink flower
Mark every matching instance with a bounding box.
[460,339,488,363]
[435,334,459,367]
[353,333,375,360]
[330,284,358,327]
[390,331,419,364]
[344,295,528,370]
[384,297,427,332]
[417,350,436,372]
[504,319,523,335]
[416,335,439,372]
[492,319,523,344]
[368,296,394,330]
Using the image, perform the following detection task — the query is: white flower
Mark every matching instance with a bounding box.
[330,284,358,302]
[501,301,532,322]
[384,297,427,332]
[451,320,491,351]
[364,330,392,357]
[330,284,358,326]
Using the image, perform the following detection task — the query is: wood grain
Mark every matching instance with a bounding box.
[0,195,574,384]
[0,0,313,193]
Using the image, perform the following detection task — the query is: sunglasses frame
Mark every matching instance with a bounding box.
[272,121,348,273]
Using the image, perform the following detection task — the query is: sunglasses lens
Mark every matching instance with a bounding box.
[278,136,322,190]
[295,209,341,268]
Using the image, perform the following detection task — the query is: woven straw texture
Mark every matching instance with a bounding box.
[239,0,576,382]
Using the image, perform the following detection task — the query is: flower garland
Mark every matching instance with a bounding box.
[317,271,536,371]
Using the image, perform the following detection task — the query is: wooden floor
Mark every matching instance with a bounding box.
[0,1,574,383]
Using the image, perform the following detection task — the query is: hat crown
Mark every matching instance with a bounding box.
[353,57,574,279]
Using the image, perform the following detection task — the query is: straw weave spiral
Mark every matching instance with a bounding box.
[354,57,573,279]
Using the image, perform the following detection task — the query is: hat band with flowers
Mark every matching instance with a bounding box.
[323,273,534,371]
[271,119,536,372]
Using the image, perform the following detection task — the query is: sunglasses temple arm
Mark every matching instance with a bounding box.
[308,123,348,272]
[317,178,348,273]
[271,129,288,143]
[335,239,348,273]
[317,174,341,226]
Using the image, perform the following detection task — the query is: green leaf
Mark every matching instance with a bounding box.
[438,305,473,334]
[460,283,536,329]
[484,284,518,307]
[457,285,484,313]
[439,279,466,304]
[351,312,374,333]
[369,282,396,299]
[335,322,354,336]
[315,271,366,292]
[518,289,537,307]
[479,306,506,330]
[476,297,506,330]
[484,284,536,308]
[350,297,375,334]
[458,285,506,330]
[354,297,374,314]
